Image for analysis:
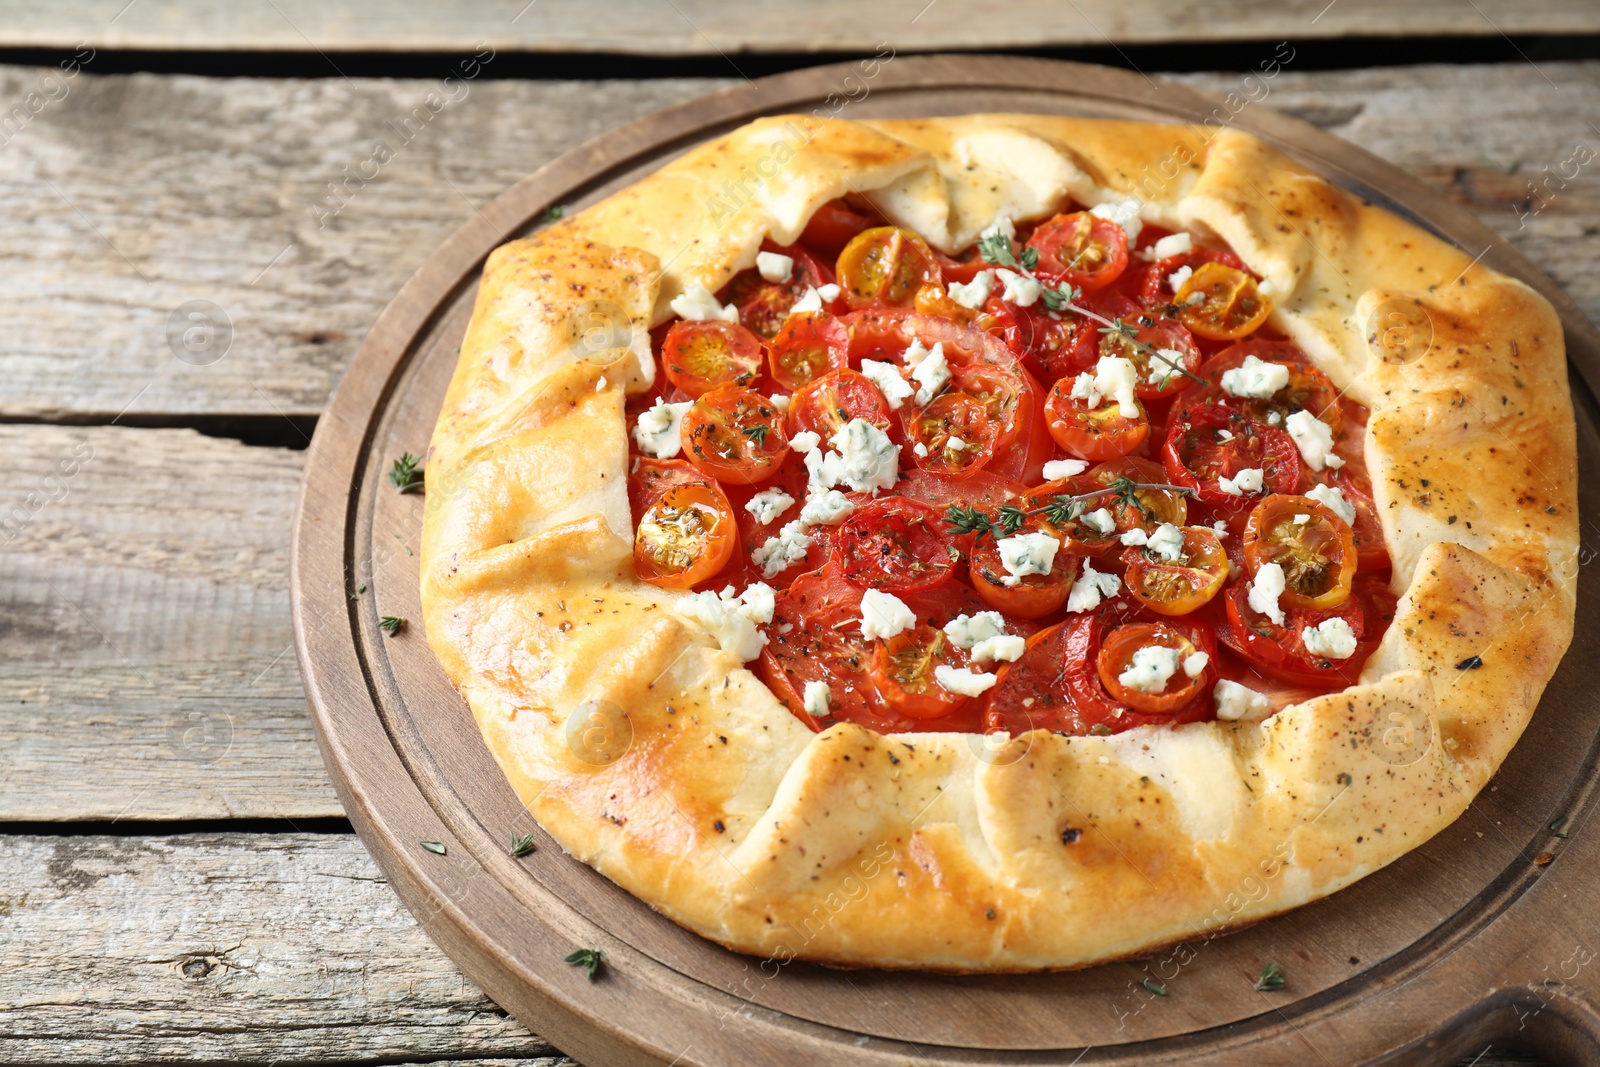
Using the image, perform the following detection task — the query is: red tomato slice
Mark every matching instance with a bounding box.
[1162,402,1301,511]
[630,478,738,589]
[987,298,1098,384]
[757,588,878,730]
[869,625,976,719]
[953,361,1050,483]
[720,243,835,339]
[1026,211,1130,291]
[680,385,790,485]
[835,497,956,594]
[787,367,894,443]
[661,320,765,397]
[1185,339,1343,435]
[837,226,943,309]
[970,530,1079,618]
[800,200,880,259]
[844,307,1019,370]
[1220,575,1393,687]
[1121,525,1229,616]
[904,391,1001,476]
[1044,375,1150,462]
[767,311,850,392]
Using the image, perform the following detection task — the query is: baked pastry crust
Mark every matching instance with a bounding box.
[419,114,1576,971]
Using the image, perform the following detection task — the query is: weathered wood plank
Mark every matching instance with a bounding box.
[0,832,576,1064]
[0,424,343,819]
[1,61,1595,420]
[3,0,1597,54]
[0,830,1553,1066]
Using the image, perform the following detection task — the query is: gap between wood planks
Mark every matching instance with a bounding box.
[0,33,1597,81]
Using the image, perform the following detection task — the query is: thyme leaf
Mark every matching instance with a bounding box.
[379,615,405,636]
[509,832,538,858]
[388,453,424,493]
[565,947,607,981]
[1255,961,1286,992]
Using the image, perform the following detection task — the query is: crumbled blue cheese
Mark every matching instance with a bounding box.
[1150,232,1192,260]
[903,338,937,368]
[745,487,795,525]
[788,429,821,454]
[632,399,692,459]
[1067,558,1121,612]
[1146,348,1187,384]
[947,270,994,310]
[670,283,739,323]
[768,393,791,412]
[787,283,841,315]
[997,531,1060,586]
[1146,523,1186,562]
[859,358,914,410]
[1305,483,1357,525]
[1183,651,1210,677]
[1302,617,1357,659]
[1221,354,1290,399]
[943,611,1007,649]
[980,215,1016,242]
[1165,264,1193,296]
[1247,562,1287,626]
[970,634,1026,665]
[802,680,831,718]
[1217,467,1265,496]
[1292,513,1311,525]
[910,342,951,405]
[859,588,916,640]
[946,436,966,452]
[933,664,999,697]
[1118,644,1179,693]
[756,251,794,283]
[673,582,775,661]
[829,419,900,493]
[1093,355,1140,413]
[1212,519,1229,539]
[1214,678,1271,721]
[1089,199,1144,245]
[1120,527,1149,547]
[799,488,854,525]
[1069,371,1102,408]
[1042,458,1088,481]
[752,520,813,579]
[1285,410,1344,471]
[913,442,929,458]
[1079,508,1116,535]
[994,267,1041,307]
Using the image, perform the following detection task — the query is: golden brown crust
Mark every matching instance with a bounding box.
[419,115,1577,970]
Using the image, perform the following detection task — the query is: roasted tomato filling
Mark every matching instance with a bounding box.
[626,200,1391,737]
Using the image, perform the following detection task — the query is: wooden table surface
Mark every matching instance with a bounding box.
[1,4,1596,1062]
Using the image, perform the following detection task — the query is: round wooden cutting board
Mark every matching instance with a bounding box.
[292,56,1600,1067]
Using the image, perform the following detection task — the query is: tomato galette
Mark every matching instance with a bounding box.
[421,114,1575,971]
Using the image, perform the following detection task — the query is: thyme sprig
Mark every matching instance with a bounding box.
[976,231,1039,272]
[509,832,538,858]
[944,478,1194,539]
[564,947,607,981]
[1254,961,1286,992]
[388,452,424,493]
[741,423,770,446]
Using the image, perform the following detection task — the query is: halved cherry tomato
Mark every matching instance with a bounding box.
[835,497,955,593]
[970,529,1078,618]
[632,480,737,589]
[660,320,764,397]
[757,588,875,730]
[1083,457,1189,536]
[1190,340,1342,435]
[1096,621,1214,713]
[787,368,893,443]
[628,456,708,518]
[1122,526,1229,616]
[844,307,1019,369]
[767,311,850,392]
[913,282,979,326]
[952,362,1045,480]
[1021,478,1120,556]
[800,199,879,259]
[1074,291,1202,402]
[837,226,943,309]
[1162,404,1300,510]
[680,385,790,485]
[1026,212,1129,291]
[721,244,833,339]
[1221,575,1391,688]
[1136,248,1250,309]
[988,298,1096,383]
[905,391,1000,476]
[1309,469,1389,572]
[1044,375,1149,461]
[1242,494,1357,610]
[869,625,975,719]
[981,621,1076,734]
[1176,261,1272,340]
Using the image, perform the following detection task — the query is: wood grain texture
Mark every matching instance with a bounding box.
[0,61,1595,419]
[0,424,342,819]
[3,0,1596,54]
[0,832,574,1065]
